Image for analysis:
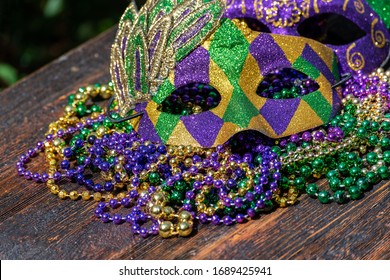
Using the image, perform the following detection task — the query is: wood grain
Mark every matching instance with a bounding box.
[0,27,389,260]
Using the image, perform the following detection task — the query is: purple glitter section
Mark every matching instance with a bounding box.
[148,30,161,62]
[121,36,128,58]
[135,103,162,143]
[174,46,210,87]
[301,44,335,83]
[259,98,301,135]
[135,49,141,92]
[173,13,212,50]
[331,89,342,118]
[115,64,125,100]
[182,111,223,147]
[249,33,291,75]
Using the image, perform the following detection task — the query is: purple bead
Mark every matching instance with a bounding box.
[205,176,214,185]
[273,172,281,181]
[182,204,192,211]
[302,131,312,142]
[198,213,209,224]
[186,191,195,199]
[223,216,234,226]
[256,200,265,209]
[193,181,202,190]
[97,202,106,209]
[247,208,256,218]
[255,185,264,194]
[121,197,131,207]
[211,215,221,225]
[234,197,243,208]
[36,141,44,150]
[265,191,272,200]
[46,134,54,141]
[17,167,25,176]
[313,131,325,141]
[101,213,111,223]
[20,154,28,163]
[41,173,49,182]
[139,228,149,238]
[223,197,233,206]
[94,208,103,217]
[214,180,223,188]
[53,172,62,181]
[245,192,255,202]
[113,214,123,224]
[60,160,70,170]
[227,179,236,188]
[235,214,246,223]
[289,134,300,143]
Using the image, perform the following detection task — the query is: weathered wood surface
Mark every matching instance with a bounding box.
[0,27,389,260]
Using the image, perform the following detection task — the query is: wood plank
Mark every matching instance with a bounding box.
[0,27,389,260]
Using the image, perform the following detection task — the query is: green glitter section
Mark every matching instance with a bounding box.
[153,80,176,104]
[223,88,259,128]
[366,0,390,28]
[154,113,181,143]
[209,19,249,83]
[292,56,320,80]
[302,90,332,122]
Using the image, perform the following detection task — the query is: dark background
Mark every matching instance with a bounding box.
[0,0,146,91]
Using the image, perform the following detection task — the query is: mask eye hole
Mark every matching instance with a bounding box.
[297,13,366,46]
[256,68,319,99]
[234,17,271,33]
[158,83,221,115]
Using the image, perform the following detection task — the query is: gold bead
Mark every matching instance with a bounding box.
[82,191,91,201]
[177,221,193,237]
[64,105,74,113]
[96,126,106,137]
[159,221,174,238]
[93,192,102,201]
[69,191,79,200]
[150,205,163,217]
[195,193,205,202]
[184,158,192,167]
[206,207,215,216]
[50,185,59,195]
[217,201,224,209]
[162,206,175,220]
[197,203,206,212]
[178,211,192,221]
[58,190,68,199]
[152,192,165,203]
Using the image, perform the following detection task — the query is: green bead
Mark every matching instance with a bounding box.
[92,122,100,131]
[337,162,349,175]
[76,104,87,116]
[301,142,311,149]
[68,94,75,104]
[306,184,319,197]
[356,178,370,191]
[125,124,133,133]
[330,119,339,126]
[356,127,368,138]
[318,191,331,204]
[169,191,182,204]
[381,121,390,131]
[280,176,290,188]
[347,152,358,163]
[255,155,263,165]
[174,180,187,191]
[360,120,371,129]
[273,92,282,99]
[370,122,380,132]
[312,158,325,171]
[344,104,356,114]
[349,166,361,177]
[378,166,390,179]
[265,200,274,210]
[271,146,281,156]
[77,155,86,165]
[149,172,160,184]
[380,137,390,149]
[328,177,341,191]
[366,171,380,184]
[80,128,90,139]
[333,190,346,204]
[366,152,378,165]
[383,151,390,164]
[300,165,312,178]
[343,177,355,188]
[90,104,102,113]
[326,170,339,179]
[238,180,246,189]
[108,157,115,165]
[368,135,379,146]
[161,183,170,192]
[348,186,361,200]
[294,177,306,190]
[103,118,113,128]
[286,142,297,152]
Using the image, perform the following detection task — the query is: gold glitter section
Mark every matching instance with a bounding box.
[167,121,202,146]
[209,59,234,118]
[316,73,333,105]
[144,101,162,127]
[248,114,279,138]
[275,35,307,64]
[168,70,175,85]
[232,19,259,43]
[212,122,240,146]
[239,54,266,108]
[282,100,324,136]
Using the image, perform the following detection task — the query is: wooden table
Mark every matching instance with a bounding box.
[0,27,389,260]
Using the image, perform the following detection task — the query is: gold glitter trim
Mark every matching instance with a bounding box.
[346,43,365,71]
[371,18,386,48]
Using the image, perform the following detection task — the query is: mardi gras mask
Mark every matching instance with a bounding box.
[224,0,390,74]
[110,0,341,148]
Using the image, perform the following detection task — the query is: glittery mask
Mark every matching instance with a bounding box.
[224,0,390,74]
[110,0,341,148]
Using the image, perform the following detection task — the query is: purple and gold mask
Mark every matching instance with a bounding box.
[110,0,342,148]
[225,0,390,74]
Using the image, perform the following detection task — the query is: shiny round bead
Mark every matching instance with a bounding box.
[366,171,380,184]
[328,177,341,191]
[348,186,361,200]
[349,166,361,177]
[312,158,324,171]
[162,206,175,220]
[150,205,163,217]
[159,221,173,238]
[69,191,79,200]
[318,191,331,204]
[356,178,370,191]
[178,211,192,221]
[366,152,378,165]
[306,184,318,197]
[177,221,193,237]
[333,190,346,204]
[58,190,68,199]
[378,166,390,179]
[50,185,59,195]
[81,191,90,201]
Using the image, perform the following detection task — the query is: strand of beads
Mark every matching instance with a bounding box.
[274,69,390,204]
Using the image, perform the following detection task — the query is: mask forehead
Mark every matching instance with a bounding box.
[133,19,341,147]
[224,0,390,74]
